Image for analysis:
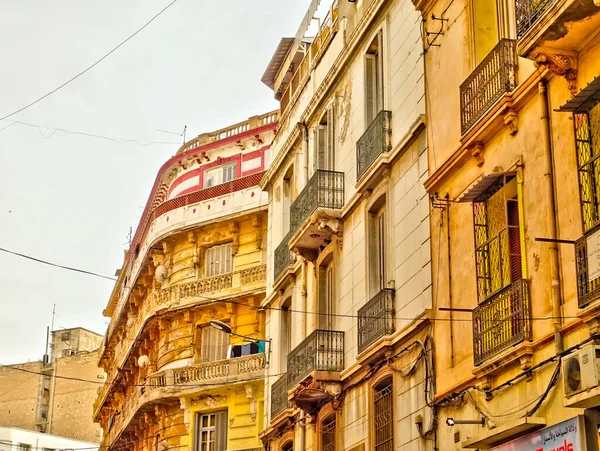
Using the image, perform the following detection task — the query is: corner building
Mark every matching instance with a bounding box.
[94,112,278,451]
[413,0,600,448]
[260,1,434,450]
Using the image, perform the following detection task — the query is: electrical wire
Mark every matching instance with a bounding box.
[0,0,180,122]
[2,120,181,147]
[0,247,117,281]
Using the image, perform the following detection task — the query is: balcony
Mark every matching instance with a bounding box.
[270,375,291,419]
[460,39,517,135]
[575,230,600,309]
[289,170,344,259]
[287,329,344,388]
[273,231,294,283]
[358,288,395,354]
[104,354,266,448]
[516,0,600,59]
[356,110,392,181]
[472,279,531,366]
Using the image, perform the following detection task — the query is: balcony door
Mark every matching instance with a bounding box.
[318,255,335,330]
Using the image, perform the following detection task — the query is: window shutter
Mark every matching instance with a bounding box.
[224,243,232,273]
[327,106,335,170]
[317,125,327,170]
[365,54,377,125]
[378,210,386,290]
[215,411,228,451]
[377,31,384,112]
[201,327,228,362]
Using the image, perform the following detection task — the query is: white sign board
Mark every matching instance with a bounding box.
[588,229,600,283]
[492,417,584,451]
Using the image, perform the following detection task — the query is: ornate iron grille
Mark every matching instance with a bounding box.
[472,279,531,366]
[322,415,336,451]
[274,231,294,281]
[270,375,289,418]
[515,0,555,38]
[356,110,392,180]
[460,39,517,135]
[357,288,395,354]
[287,329,344,388]
[289,170,344,235]
[575,101,600,232]
[575,225,600,308]
[374,379,393,451]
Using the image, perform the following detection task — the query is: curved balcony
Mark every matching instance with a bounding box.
[103,353,266,449]
[94,265,266,417]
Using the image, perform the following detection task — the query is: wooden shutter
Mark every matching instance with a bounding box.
[214,410,228,451]
[378,209,386,291]
[201,326,229,362]
[327,106,335,170]
[365,54,378,125]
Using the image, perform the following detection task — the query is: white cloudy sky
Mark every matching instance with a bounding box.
[0,0,316,363]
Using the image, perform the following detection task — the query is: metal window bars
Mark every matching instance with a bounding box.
[356,110,392,180]
[515,0,556,38]
[274,231,294,281]
[357,288,395,354]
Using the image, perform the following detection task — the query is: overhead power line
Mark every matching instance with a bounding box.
[0,120,181,147]
[0,0,180,122]
[0,247,116,281]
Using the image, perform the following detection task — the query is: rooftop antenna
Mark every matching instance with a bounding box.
[44,304,57,364]
[124,226,133,248]
[157,126,187,144]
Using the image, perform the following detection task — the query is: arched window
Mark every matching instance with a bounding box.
[281,440,293,451]
[373,376,393,451]
[321,413,336,451]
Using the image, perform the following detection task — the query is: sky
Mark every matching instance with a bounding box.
[0,0,316,363]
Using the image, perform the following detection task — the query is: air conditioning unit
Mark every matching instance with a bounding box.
[563,344,600,398]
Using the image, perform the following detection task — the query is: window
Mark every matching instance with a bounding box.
[61,331,71,341]
[194,411,227,451]
[471,0,511,63]
[373,377,393,451]
[62,349,75,357]
[18,444,31,451]
[280,298,292,372]
[282,165,294,236]
[204,163,236,188]
[315,109,335,172]
[368,197,387,297]
[321,413,336,451]
[365,32,384,126]
[318,255,335,330]
[575,100,600,232]
[205,242,233,276]
[197,325,229,363]
[473,175,522,301]
[281,441,293,451]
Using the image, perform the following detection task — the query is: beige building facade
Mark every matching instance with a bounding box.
[412,0,600,448]
[260,0,434,450]
[0,327,103,443]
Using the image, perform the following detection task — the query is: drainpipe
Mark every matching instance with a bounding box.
[301,122,309,186]
[539,80,564,353]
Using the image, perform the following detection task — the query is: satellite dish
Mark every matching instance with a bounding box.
[155,265,168,283]
[138,355,150,368]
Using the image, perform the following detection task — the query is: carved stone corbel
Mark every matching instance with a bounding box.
[469,141,485,167]
[503,108,518,135]
[252,216,262,249]
[245,385,257,421]
[534,50,578,94]
[318,217,343,237]
[229,223,240,255]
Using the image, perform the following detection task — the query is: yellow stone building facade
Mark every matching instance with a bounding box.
[94,112,278,451]
[413,0,600,448]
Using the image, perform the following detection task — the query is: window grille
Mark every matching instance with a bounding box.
[374,378,393,451]
[205,242,233,277]
[322,414,336,451]
[193,411,227,451]
[575,99,600,232]
[473,176,522,302]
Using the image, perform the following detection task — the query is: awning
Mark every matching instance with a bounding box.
[457,172,516,203]
[261,38,295,90]
[557,74,600,112]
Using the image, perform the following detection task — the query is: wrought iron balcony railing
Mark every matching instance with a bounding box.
[270,374,290,418]
[358,288,395,354]
[356,110,392,180]
[289,170,344,235]
[575,230,600,308]
[472,279,531,366]
[287,329,344,388]
[515,0,555,38]
[460,39,517,135]
[274,231,294,281]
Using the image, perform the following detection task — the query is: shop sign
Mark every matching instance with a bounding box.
[587,229,600,282]
[492,417,585,451]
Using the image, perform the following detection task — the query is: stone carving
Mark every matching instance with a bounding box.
[338,79,353,144]
[503,108,518,135]
[191,395,227,409]
[534,51,578,94]
[469,141,485,167]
